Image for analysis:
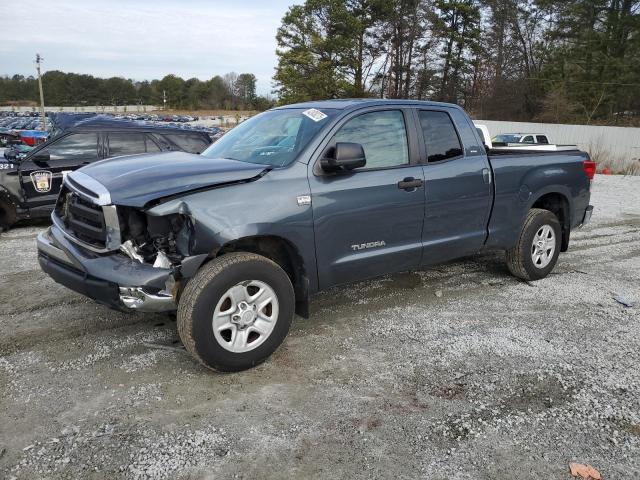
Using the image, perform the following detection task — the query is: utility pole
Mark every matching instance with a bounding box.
[35,53,46,131]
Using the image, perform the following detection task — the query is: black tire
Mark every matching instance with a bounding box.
[177,252,295,372]
[0,194,17,231]
[505,208,562,281]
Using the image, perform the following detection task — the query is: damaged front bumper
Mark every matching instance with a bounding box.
[118,287,175,312]
[37,225,205,312]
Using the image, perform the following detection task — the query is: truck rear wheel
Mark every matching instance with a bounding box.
[505,208,562,281]
[177,252,295,372]
[0,195,17,232]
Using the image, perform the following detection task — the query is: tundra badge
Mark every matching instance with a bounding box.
[351,241,386,251]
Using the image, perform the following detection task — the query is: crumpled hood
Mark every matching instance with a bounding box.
[78,151,268,207]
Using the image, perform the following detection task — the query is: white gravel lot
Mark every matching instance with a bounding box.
[0,174,638,479]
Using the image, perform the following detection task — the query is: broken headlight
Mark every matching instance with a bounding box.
[118,207,193,267]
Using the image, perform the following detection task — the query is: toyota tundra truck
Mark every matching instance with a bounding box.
[36,99,595,372]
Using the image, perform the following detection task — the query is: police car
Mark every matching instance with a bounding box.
[0,115,212,230]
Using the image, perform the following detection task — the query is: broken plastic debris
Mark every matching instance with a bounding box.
[613,294,634,308]
[153,250,172,269]
[569,462,601,479]
[120,240,144,263]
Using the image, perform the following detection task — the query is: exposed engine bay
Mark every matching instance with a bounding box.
[117,207,194,269]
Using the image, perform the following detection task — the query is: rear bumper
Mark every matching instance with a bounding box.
[580,205,594,227]
[37,225,177,312]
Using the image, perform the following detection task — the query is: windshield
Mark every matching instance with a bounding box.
[492,134,522,143]
[201,108,338,167]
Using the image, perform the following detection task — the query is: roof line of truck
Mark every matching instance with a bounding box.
[274,98,465,111]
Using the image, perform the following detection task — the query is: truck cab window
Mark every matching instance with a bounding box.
[108,133,147,157]
[536,135,549,144]
[522,135,535,143]
[40,133,98,162]
[418,110,463,162]
[332,110,409,169]
[145,136,162,152]
[165,134,210,154]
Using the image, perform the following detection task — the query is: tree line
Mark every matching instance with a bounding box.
[274,0,640,125]
[0,71,274,111]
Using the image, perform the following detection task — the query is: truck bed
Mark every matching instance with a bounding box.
[488,147,582,156]
[485,148,591,251]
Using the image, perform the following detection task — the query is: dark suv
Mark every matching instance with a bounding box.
[0,116,212,230]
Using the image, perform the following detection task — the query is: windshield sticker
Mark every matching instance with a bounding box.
[302,108,328,122]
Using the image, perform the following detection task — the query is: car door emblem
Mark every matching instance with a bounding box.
[30,170,53,193]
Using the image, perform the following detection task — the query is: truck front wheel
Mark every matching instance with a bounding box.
[177,252,295,372]
[505,208,562,281]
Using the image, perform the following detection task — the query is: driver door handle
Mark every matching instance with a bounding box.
[397,177,423,191]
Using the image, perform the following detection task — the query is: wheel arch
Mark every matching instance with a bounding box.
[529,191,571,252]
[211,235,310,318]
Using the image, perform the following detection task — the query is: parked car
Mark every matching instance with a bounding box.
[474,125,578,152]
[0,127,20,147]
[492,132,551,144]
[3,144,34,161]
[19,129,49,146]
[0,116,212,230]
[37,99,594,372]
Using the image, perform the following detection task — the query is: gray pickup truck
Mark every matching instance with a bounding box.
[37,99,595,372]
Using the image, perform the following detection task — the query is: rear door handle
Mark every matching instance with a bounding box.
[397,177,423,191]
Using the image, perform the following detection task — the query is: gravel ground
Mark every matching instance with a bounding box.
[0,175,638,479]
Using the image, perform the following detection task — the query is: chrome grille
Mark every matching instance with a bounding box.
[53,172,121,252]
[60,189,107,248]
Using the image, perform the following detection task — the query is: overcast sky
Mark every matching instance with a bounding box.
[0,0,298,95]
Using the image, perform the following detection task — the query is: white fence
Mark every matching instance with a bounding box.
[475,119,640,162]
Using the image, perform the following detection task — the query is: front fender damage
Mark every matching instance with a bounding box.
[116,200,210,309]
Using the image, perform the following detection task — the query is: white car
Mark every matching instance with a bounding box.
[474,124,577,152]
[492,132,550,145]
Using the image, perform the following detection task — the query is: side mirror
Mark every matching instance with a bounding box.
[321,142,366,173]
[32,152,50,164]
